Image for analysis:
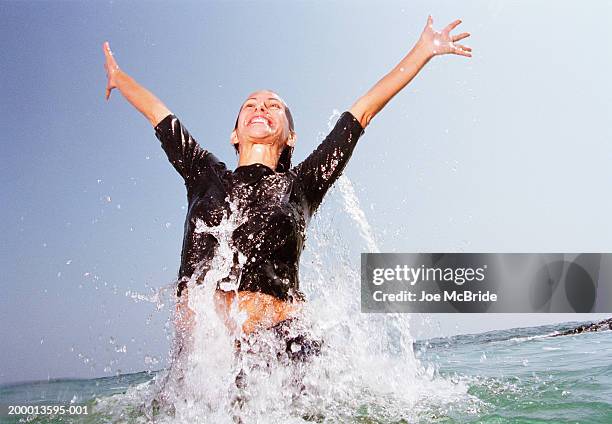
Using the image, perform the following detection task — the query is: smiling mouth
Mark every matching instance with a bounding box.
[248,116,272,127]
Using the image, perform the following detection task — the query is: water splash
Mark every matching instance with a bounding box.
[337,175,380,253]
[93,149,466,424]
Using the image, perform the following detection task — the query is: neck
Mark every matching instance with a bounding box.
[237,143,280,170]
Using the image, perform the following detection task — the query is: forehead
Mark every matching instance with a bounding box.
[243,90,284,104]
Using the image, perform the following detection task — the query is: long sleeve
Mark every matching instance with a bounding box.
[154,114,225,187]
[291,111,364,215]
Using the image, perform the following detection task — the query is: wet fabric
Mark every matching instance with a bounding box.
[234,318,323,365]
[154,111,364,300]
[233,318,323,391]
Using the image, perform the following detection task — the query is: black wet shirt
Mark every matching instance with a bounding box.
[154,112,364,301]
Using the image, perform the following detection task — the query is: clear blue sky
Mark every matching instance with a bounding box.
[1,1,611,385]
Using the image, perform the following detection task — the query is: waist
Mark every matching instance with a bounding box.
[234,317,323,365]
[214,289,302,335]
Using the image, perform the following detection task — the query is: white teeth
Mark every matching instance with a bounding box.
[250,117,269,125]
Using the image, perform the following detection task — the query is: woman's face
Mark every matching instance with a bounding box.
[232,90,295,152]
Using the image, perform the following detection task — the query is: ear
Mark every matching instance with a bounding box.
[287,132,297,147]
[230,129,239,146]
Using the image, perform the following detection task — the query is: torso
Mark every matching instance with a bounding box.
[179,162,308,302]
[155,111,364,332]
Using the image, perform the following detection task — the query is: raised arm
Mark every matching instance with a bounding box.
[293,16,471,216]
[349,16,472,128]
[103,41,224,185]
[103,41,171,127]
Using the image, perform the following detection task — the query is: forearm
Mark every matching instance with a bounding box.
[350,41,433,128]
[114,70,172,127]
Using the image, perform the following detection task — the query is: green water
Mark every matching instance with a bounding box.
[414,323,612,423]
[2,321,611,423]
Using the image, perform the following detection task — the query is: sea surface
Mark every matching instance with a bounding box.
[2,320,611,423]
[4,175,610,423]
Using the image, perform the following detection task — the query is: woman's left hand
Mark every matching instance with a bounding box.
[418,15,472,58]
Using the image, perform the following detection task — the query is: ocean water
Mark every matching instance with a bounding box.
[1,321,611,423]
[3,174,611,423]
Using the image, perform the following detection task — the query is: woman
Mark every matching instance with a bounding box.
[103,16,471,351]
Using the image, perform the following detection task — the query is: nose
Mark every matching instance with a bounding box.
[256,102,267,113]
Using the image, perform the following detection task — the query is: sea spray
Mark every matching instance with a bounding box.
[148,201,247,422]
[95,139,468,423]
[13,323,612,423]
[336,175,380,254]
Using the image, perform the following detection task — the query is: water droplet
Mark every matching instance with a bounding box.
[145,355,159,365]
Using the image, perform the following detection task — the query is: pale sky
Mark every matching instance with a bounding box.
[1,0,611,384]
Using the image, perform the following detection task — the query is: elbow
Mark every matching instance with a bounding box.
[350,96,376,129]
[349,103,373,130]
[151,105,173,128]
[360,112,373,129]
[354,110,373,130]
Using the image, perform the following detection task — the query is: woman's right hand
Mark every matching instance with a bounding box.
[101,41,171,126]
[103,41,121,100]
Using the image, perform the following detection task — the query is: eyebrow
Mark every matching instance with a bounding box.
[245,97,283,102]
